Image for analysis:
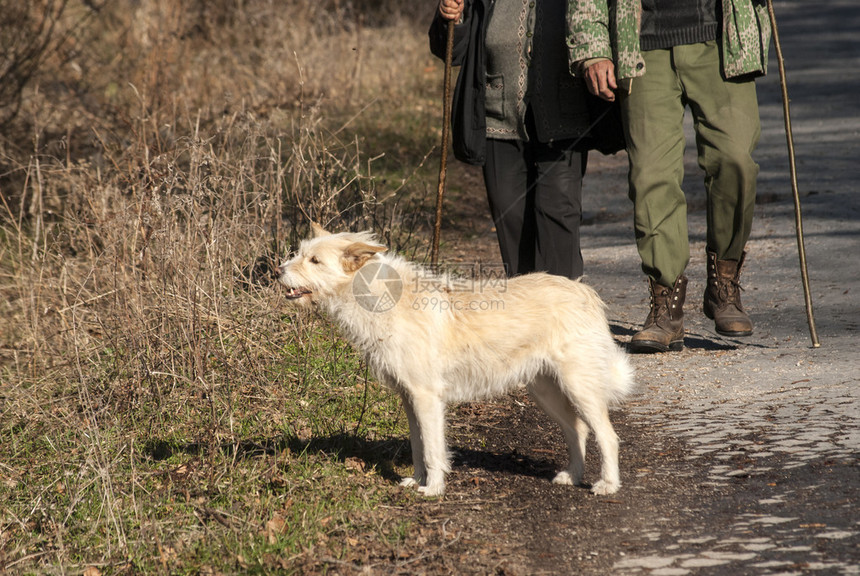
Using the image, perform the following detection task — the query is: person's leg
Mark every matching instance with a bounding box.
[621,48,689,352]
[676,41,760,336]
[532,141,586,280]
[483,138,536,276]
[678,41,760,261]
[620,48,689,288]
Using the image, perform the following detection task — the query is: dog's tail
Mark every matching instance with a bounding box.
[606,343,636,407]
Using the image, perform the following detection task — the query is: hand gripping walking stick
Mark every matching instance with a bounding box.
[431,20,455,268]
[766,0,820,347]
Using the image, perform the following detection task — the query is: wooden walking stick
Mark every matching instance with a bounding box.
[766,0,820,347]
[431,20,455,267]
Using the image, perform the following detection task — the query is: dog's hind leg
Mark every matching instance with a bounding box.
[556,368,621,495]
[528,375,589,486]
[398,392,426,488]
[408,389,450,497]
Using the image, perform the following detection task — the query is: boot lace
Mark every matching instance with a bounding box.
[714,275,745,308]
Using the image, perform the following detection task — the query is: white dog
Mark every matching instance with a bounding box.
[278,224,634,496]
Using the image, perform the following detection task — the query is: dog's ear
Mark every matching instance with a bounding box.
[310,222,331,238]
[342,242,387,272]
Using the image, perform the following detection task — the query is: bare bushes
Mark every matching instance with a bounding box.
[1,0,435,437]
[2,100,421,416]
[1,0,439,214]
[0,0,71,127]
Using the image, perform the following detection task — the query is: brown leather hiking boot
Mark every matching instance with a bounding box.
[703,250,753,337]
[630,275,687,353]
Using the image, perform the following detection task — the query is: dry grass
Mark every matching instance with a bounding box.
[0,0,451,572]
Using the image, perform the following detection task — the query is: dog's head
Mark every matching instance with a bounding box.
[277,223,387,306]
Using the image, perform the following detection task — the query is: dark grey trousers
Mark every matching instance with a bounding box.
[482,137,586,279]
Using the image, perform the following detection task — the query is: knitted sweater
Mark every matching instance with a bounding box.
[483,0,590,142]
[639,0,719,51]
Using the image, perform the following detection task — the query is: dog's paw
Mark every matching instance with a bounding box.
[399,477,419,488]
[590,479,620,495]
[417,482,445,497]
[552,471,575,486]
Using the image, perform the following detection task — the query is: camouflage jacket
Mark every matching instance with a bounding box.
[567,0,771,81]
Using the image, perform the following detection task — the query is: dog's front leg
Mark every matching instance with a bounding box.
[398,391,426,489]
[408,389,450,497]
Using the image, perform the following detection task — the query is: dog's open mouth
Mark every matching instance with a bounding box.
[283,287,312,300]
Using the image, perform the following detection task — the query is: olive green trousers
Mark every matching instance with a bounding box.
[620,41,761,287]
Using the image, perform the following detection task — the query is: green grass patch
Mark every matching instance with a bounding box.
[0,316,415,573]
